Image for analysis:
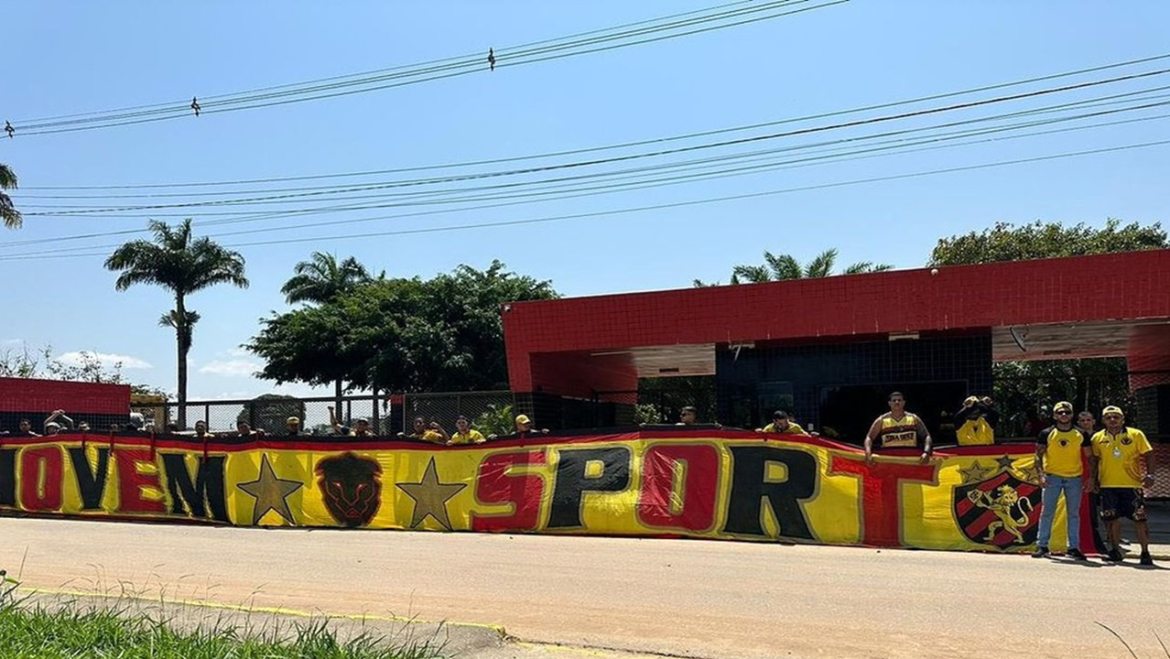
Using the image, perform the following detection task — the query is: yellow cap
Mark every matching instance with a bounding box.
[286,416,300,425]
[1053,401,1073,413]
[963,396,979,406]
[1102,405,1124,417]
[515,414,532,425]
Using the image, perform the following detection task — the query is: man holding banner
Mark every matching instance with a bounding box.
[864,392,932,465]
[1032,401,1089,560]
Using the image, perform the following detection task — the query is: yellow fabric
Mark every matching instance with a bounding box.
[762,422,806,435]
[1040,428,1086,478]
[877,414,920,448]
[3,432,1074,553]
[449,429,486,445]
[1092,427,1153,487]
[956,418,994,446]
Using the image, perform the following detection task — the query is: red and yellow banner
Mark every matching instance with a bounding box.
[0,431,1094,552]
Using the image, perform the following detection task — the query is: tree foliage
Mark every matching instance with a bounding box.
[932,219,1166,436]
[929,219,1167,266]
[698,248,893,286]
[249,260,557,393]
[0,163,21,229]
[105,219,248,426]
[281,251,374,305]
[237,393,306,434]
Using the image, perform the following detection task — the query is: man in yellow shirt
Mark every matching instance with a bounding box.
[1032,401,1090,560]
[865,392,932,465]
[447,415,487,446]
[1090,405,1157,566]
[759,410,807,435]
[954,396,998,446]
[398,416,448,444]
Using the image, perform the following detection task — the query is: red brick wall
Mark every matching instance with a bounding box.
[505,250,1170,393]
[0,377,131,415]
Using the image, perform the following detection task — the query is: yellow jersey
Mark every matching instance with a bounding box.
[1091,427,1153,488]
[956,418,995,446]
[762,422,806,435]
[449,429,486,445]
[1038,426,1089,478]
[873,413,926,448]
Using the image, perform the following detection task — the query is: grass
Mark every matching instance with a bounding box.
[0,569,446,659]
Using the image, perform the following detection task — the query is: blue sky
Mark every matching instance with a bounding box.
[2,1,1168,400]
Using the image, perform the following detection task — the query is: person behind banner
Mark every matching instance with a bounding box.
[1090,405,1157,566]
[448,415,487,446]
[284,416,302,437]
[44,409,75,433]
[758,410,807,435]
[954,396,999,446]
[14,419,40,437]
[398,416,447,444]
[490,414,550,441]
[1032,401,1090,560]
[865,391,932,465]
[194,420,211,439]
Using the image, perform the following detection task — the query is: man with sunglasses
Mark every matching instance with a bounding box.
[1032,401,1090,559]
[865,392,932,465]
[1089,405,1157,566]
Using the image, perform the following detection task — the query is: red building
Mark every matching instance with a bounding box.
[503,250,1170,440]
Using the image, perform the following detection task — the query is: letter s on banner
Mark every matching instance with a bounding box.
[471,450,548,532]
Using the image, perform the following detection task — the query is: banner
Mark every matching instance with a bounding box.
[0,430,1096,552]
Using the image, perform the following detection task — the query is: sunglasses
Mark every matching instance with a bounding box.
[1055,410,1072,415]
[1104,414,1122,420]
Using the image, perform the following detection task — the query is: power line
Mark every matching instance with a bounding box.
[4,1,844,138]
[20,52,1170,191]
[18,66,1170,217]
[6,90,1168,256]
[4,138,1166,262]
[9,102,1169,256]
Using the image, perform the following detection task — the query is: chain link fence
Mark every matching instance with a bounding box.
[166,391,515,437]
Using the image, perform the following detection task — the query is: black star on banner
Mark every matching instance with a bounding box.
[237,454,303,525]
[995,455,1016,472]
[959,460,995,484]
[396,458,466,530]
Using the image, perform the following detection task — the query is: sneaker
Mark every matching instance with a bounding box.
[1139,552,1154,567]
[1031,546,1050,559]
[1107,547,1125,562]
[1067,548,1087,561]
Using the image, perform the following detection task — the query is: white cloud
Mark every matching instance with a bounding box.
[58,351,153,369]
[199,359,260,377]
[228,347,253,358]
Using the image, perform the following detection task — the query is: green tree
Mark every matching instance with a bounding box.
[931,220,1168,436]
[237,393,306,435]
[1,164,21,229]
[280,251,373,305]
[278,251,373,409]
[929,219,1167,266]
[711,248,892,285]
[105,219,248,428]
[249,260,557,394]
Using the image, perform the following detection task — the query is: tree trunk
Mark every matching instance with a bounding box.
[176,295,188,429]
[334,378,343,422]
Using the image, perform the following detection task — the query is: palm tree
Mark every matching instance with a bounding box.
[280,252,372,305]
[730,248,893,284]
[280,251,372,410]
[1,164,22,229]
[105,219,248,428]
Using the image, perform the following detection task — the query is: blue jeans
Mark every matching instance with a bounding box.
[1037,475,1083,550]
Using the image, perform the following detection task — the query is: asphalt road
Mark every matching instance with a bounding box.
[2,517,1168,659]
